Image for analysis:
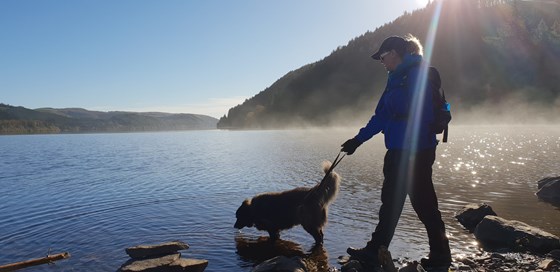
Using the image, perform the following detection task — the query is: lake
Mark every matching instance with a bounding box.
[1,125,559,271]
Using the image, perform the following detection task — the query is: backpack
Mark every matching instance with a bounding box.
[427,67,452,143]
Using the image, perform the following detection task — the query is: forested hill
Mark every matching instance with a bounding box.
[0,104,218,134]
[218,0,560,129]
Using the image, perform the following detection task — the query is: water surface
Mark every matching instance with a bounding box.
[0,125,559,271]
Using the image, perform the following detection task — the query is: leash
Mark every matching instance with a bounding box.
[303,151,346,201]
[324,151,346,179]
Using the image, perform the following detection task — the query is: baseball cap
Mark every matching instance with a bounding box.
[371,36,407,60]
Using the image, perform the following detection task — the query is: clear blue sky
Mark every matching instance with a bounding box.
[1,0,428,118]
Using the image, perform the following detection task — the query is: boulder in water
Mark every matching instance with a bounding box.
[455,203,497,231]
[474,215,560,253]
[536,177,560,205]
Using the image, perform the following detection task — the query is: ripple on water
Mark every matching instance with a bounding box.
[0,127,559,271]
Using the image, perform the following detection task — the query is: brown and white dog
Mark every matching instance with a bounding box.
[234,161,340,245]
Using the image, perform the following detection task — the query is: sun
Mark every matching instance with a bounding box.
[415,0,431,8]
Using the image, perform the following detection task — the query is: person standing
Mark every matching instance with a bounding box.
[341,35,452,271]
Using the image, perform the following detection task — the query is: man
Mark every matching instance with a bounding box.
[341,35,452,271]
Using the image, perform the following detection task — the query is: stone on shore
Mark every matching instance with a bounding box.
[120,253,181,272]
[168,259,208,272]
[474,215,560,253]
[126,241,189,259]
[251,256,307,272]
[536,177,560,204]
[455,203,497,231]
[119,241,207,272]
[538,258,559,270]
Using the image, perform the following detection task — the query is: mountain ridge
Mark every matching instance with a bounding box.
[0,103,218,134]
[218,0,560,129]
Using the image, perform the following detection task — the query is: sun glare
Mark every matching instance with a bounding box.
[416,0,430,8]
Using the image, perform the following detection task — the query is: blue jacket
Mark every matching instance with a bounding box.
[354,53,437,151]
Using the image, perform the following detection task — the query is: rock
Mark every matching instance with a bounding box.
[397,262,420,272]
[340,260,363,272]
[547,249,560,260]
[126,241,189,259]
[538,258,558,270]
[455,203,498,231]
[536,177,560,204]
[252,256,307,272]
[337,255,351,264]
[119,253,180,272]
[168,259,208,272]
[474,215,560,253]
[538,177,558,189]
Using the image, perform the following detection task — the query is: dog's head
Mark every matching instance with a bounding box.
[234,199,254,229]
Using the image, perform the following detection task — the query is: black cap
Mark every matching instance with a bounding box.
[371,36,407,60]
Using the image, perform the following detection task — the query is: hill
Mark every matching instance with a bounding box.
[0,104,218,134]
[218,0,560,129]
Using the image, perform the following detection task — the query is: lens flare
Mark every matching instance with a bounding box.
[403,0,443,154]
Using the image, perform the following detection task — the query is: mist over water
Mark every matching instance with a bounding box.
[0,125,559,271]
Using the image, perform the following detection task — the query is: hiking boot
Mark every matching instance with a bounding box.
[362,263,384,272]
[420,256,451,272]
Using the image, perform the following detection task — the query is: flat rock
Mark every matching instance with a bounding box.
[455,203,497,231]
[168,258,208,272]
[474,215,560,253]
[119,253,180,272]
[126,241,189,259]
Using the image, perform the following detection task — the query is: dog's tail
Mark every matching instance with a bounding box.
[304,161,340,206]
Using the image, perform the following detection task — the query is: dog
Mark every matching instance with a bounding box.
[234,161,340,245]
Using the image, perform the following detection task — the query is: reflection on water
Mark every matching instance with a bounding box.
[0,125,559,271]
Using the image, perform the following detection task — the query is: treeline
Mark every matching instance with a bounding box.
[0,120,61,134]
[0,104,218,134]
[218,0,560,129]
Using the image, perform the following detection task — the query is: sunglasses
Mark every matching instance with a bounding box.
[380,51,390,61]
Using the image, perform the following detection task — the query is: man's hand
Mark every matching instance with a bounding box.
[341,138,362,155]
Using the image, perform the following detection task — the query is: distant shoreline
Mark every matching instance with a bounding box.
[0,127,219,136]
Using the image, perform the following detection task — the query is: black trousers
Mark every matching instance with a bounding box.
[366,148,450,258]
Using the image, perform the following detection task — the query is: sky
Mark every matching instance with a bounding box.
[1,0,429,118]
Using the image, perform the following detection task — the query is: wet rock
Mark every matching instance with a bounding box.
[119,241,207,272]
[536,177,560,205]
[119,253,180,272]
[455,203,497,231]
[168,259,208,272]
[126,241,189,259]
[474,215,560,253]
[252,256,307,272]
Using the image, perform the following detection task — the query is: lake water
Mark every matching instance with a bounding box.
[1,125,559,271]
